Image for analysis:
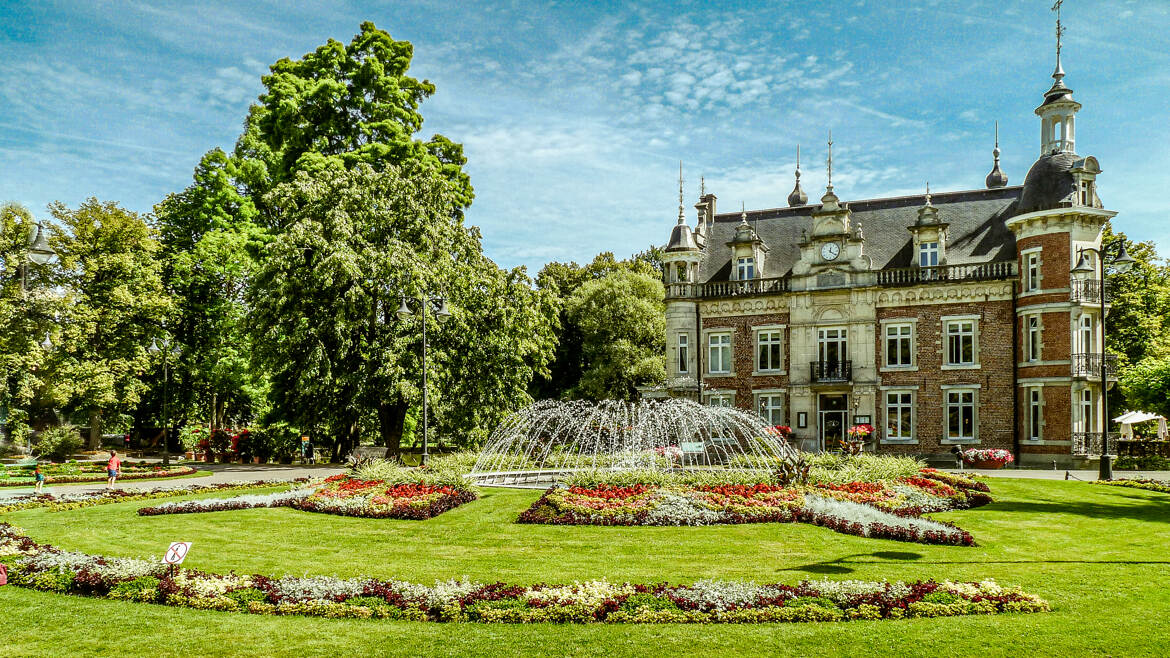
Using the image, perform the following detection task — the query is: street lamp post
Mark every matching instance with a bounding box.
[395,291,452,466]
[148,337,183,467]
[21,222,56,293]
[1072,240,1135,481]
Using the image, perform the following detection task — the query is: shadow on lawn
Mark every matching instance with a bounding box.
[781,551,1170,575]
[987,498,1170,524]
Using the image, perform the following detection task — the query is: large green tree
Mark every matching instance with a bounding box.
[564,269,665,400]
[43,199,172,448]
[532,251,661,399]
[249,164,555,459]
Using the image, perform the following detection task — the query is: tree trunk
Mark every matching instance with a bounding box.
[87,409,102,450]
[379,399,409,459]
[214,396,225,430]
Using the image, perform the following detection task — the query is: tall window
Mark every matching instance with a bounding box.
[1028,388,1043,440]
[1025,252,1040,292]
[1080,315,1094,353]
[885,323,913,367]
[677,335,689,374]
[757,330,784,372]
[737,257,755,280]
[919,242,939,267]
[758,394,784,426]
[1026,316,1041,362]
[818,327,848,363]
[946,389,977,441]
[946,320,976,365]
[708,333,731,374]
[886,391,914,441]
[1080,181,1092,205]
[1080,388,1094,432]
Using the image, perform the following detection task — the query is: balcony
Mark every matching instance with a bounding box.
[876,261,1017,286]
[1071,352,1119,380]
[1072,431,1121,457]
[1070,279,1110,304]
[810,360,852,384]
[665,276,791,300]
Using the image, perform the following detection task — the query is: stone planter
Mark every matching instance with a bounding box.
[965,459,1006,469]
[184,451,195,460]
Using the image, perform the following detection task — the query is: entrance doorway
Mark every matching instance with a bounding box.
[818,394,848,451]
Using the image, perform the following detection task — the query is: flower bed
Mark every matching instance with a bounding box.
[0,462,199,487]
[0,522,1048,624]
[1096,478,1170,495]
[0,480,308,515]
[518,469,989,546]
[131,473,478,520]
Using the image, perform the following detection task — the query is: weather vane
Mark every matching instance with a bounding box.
[826,130,834,189]
[1053,0,1064,59]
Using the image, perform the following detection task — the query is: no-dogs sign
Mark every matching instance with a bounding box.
[163,541,192,565]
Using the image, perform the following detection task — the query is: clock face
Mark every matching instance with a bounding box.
[821,242,841,261]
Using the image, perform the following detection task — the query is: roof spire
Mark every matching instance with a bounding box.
[826,130,834,192]
[925,182,932,206]
[700,175,705,197]
[677,161,685,224]
[986,121,1009,188]
[1052,0,1066,87]
[787,144,808,206]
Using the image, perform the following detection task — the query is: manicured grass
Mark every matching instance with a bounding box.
[3,478,1170,656]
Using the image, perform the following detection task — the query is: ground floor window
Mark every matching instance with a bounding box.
[1028,388,1043,441]
[885,391,914,441]
[707,394,734,408]
[756,394,784,426]
[946,389,977,441]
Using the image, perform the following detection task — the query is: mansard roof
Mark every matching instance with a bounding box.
[698,186,1022,283]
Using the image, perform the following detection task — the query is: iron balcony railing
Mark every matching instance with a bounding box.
[1070,279,1110,304]
[876,261,1017,286]
[1071,352,1119,379]
[810,360,852,384]
[1072,431,1121,457]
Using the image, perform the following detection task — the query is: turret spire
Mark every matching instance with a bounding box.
[1052,0,1066,88]
[677,161,685,224]
[787,144,808,206]
[826,130,834,192]
[986,121,1009,188]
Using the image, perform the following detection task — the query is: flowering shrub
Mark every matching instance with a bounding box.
[961,449,1014,466]
[652,446,684,463]
[519,469,990,545]
[0,522,1048,624]
[137,489,312,516]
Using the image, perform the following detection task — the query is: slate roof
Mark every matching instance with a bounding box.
[1017,152,1080,214]
[697,186,1022,283]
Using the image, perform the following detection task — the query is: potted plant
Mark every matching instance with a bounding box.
[235,429,253,464]
[842,424,873,456]
[179,424,206,461]
[208,428,233,463]
[961,448,1014,469]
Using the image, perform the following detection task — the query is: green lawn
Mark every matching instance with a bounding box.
[3,478,1170,656]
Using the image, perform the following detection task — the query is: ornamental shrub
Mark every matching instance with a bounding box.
[784,596,840,610]
[920,591,961,604]
[34,425,83,462]
[620,593,681,613]
[224,587,269,606]
[109,576,161,602]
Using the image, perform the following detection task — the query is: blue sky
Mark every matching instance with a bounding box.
[1,0,1166,272]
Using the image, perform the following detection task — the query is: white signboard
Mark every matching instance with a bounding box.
[163,541,192,565]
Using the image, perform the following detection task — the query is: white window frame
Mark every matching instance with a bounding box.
[707,332,732,375]
[1027,387,1044,441]
[1079,388,1094,432]
[1079,315,1094,353]
[736,257,755,281]
[754,325,786,374]
[1026,315,1042,362]
[1024,251,1041,292]
[942,386,979,443]
[884,321,915,369]
[754,390,786,426]
[919,241,939,268]
[677,334,689,375]
[942,315,980,369]
[706,392,735,408]
[883,389,916,443]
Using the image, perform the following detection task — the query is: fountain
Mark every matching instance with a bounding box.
[468,399,800,487]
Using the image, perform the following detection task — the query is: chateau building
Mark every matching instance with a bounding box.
[656,26,1116,467]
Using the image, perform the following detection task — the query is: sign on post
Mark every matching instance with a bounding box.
[163,541,192,566]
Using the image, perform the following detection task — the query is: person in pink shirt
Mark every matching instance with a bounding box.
[106,450,122,489]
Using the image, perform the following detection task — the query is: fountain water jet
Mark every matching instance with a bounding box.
[468,399,799,487]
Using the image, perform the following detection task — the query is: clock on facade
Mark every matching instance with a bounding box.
[820,242,841,261]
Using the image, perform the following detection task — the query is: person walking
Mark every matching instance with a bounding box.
[106,450,122,489]
[33,465,45,494]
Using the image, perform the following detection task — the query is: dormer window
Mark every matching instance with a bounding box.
[737,257,755,280]
[1080,180,1092,205]
[919,242,939,267]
